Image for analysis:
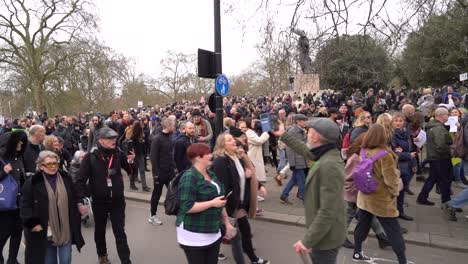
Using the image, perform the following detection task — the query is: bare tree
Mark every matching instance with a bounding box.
[0,0,96,112]
[229,0,458,57]
[157,51,194,102]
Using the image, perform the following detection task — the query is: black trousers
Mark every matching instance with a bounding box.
[418,159,452,203]
[92,200,131,264]
[150,178,169,216]
[24,229,48,264]
[231,216,258,262]
[180,238,221,264]
[0,210,22,263]
[354,209,406,264]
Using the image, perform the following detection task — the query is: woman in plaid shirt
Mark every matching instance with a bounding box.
[176,143,236,264]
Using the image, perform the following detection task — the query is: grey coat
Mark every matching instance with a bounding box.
[285,125,308,169]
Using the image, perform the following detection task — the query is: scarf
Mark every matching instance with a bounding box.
[309,143,336,161]
[196,119,207,137]
[42,172,71,246]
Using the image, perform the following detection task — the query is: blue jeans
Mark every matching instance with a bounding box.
[453,162,462,182]
[277,148,287,172]
[397,165,411,214]
[448,188,468,208]
[281,169,305,200]
[453,161,465,182]
[45,241,72,264]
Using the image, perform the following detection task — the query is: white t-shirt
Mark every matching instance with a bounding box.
[176,181,222,247]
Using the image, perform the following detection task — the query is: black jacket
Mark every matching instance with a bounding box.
[151,131,176,183]
[173,133,196,173]
[53,124,74,152]
[0,131,28,193]
[20,170,84,255]
[23,140,42,174]
[76,146,132,202]
[127,138,145,158]
[211,155,251,217]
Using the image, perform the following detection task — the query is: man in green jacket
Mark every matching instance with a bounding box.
[417,107,452,206]
[273,118,346,264]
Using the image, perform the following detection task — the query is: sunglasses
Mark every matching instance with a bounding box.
[42,162,60,169]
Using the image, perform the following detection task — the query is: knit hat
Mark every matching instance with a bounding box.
[306,118,340,143]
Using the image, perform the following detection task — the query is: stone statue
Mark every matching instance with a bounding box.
[292,28,314,74]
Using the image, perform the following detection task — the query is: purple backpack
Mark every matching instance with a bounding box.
[353,149,388,194]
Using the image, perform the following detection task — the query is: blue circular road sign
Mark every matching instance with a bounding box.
[215,74,230,97]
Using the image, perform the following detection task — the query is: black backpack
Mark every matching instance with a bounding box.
[164,169,188,216]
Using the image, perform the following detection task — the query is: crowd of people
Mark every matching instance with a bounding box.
[0,84,468,264]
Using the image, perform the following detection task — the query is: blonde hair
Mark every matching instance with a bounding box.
[223,117,233,128]
[286,113,296,128]
[354,111,370,128]
[213,133,235,157]
[42,135,58,151]
[376,113,394,141]
[36,150,59,170]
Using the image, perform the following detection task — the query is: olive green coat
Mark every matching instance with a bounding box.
[280,133,346,250]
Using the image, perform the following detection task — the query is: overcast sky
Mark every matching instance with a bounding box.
[95,0,263,77]
[94,0,410,78]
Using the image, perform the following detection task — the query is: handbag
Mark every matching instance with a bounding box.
[0,160,19,211]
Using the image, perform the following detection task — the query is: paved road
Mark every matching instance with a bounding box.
[4,200,467,264]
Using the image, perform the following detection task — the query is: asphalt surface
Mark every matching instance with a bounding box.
[3,200,468,264]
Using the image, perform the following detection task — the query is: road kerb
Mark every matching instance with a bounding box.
[124,191,468,253]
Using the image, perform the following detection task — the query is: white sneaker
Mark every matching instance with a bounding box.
[454,182,468,189]
[257,195,265,202]
[148,215,162,225]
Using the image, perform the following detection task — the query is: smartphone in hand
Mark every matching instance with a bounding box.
[222,191,233,200]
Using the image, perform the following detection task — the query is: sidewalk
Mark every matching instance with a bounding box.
[123,163,468,253]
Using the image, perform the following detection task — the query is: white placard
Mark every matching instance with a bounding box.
[445,116,459,133]
[460,73,468,81]
[414,130,427,149]
[137,101,143,108]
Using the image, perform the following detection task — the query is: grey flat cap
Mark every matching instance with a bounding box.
[96,128,119,139]
[306,118,340,143]
[294,114,308,121]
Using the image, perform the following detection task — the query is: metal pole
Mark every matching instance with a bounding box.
[214,0,223,141]
[8,101,12,120]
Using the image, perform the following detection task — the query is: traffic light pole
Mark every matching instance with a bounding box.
[214,0,223,141]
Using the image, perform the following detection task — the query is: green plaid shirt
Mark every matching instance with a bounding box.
[176,167,225,233]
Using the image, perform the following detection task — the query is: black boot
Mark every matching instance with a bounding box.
[130,182,138,190]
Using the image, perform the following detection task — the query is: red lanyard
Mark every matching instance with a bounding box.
[102,154,114,178]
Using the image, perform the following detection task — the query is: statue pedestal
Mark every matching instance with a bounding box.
[294,73,320,95]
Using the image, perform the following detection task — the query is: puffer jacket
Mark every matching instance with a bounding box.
[392,128,414,162]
